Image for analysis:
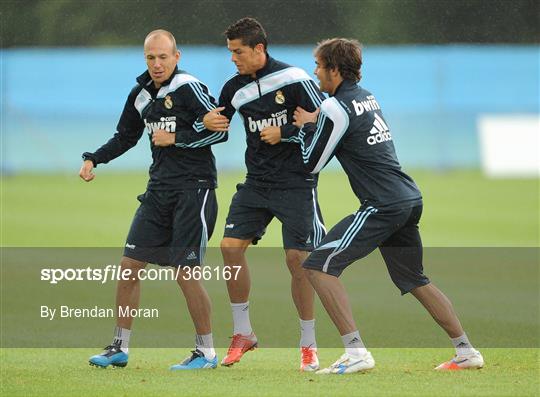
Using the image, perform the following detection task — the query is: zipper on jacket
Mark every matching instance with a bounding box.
[256,79,262,98]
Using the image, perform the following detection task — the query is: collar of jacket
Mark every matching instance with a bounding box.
[332,79,358,96]
[253,53,276,80]
[136,66,180,87]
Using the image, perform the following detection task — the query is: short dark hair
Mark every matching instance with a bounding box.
[224,17,268,50]
[315,38,362,82]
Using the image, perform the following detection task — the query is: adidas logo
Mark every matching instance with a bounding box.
[367,113,392,145]
[306,236,312,244]
[186,251,197,260]
[225,223,235,229]
[349,337,360,344]
[125,243,136,249]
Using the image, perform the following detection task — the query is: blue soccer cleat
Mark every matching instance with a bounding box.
[170,349,218,370]
[89,343,129,368]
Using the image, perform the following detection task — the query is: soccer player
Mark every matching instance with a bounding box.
[79,30,227,370]
[292,38,484,374]
[202,17,326,371]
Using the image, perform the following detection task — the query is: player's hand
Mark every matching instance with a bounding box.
[203,107,229,131]
[152,129,175,147]
[79,160,95,182]
[293,106,320,128]
[260,126,281,145]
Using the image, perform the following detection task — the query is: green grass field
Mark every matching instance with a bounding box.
[1,170,538,247]
[2,348,538,397]
[1,170,539,396]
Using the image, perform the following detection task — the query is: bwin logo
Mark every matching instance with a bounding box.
[248,110,287,133]
[352,95,381,116]
[145,116,177,134]
[367,114,392,145]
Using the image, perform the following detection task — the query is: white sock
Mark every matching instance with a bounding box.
[341,330,367,358]
[451,334,475,356]
[231,302,253,335]
[113,326,130,353]
[195,333,216,359]
[299,319,317,348]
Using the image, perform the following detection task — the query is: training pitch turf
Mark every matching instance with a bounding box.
[1,348,538,397]
[1,170,539,396]
[1,170,538,247]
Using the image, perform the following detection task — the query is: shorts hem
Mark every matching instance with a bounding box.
[123,250,203,268]
[283,246,313,252]
[223,232,258,242]
[399,279,431,295]
[123,250,151,264]
[301,263,341,277]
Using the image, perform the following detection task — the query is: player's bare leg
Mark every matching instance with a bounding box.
[169,266,217,369]
[116,256,147,329]
[410,283,464,337]
[304,268,356,334]
[220,237,257,366]
[411,283,484,370]
[89,256,146,368]
[305,268,374,374]
[176,267,212,335]
[286,249,319,371]
[221,237,252,302]
[285,249,315,320]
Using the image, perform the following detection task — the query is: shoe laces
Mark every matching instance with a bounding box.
[301,347,315,365]
[101,343,122,356]
[331,353,351,368]
[228,334,246,351]
[181,349,203,365]
[231,334,247,348]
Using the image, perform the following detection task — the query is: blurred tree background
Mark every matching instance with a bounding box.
[1,0,538,47]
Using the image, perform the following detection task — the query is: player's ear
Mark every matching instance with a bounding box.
[176,49,181,63]
[254,43,265,54]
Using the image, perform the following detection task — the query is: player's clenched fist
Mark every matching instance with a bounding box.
[259,126,282,145]
[79,160,95,182]
[152,129,175,147]
[203,107,229,131]
[293,106,320,128]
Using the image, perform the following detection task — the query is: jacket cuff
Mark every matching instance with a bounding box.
[301,122,317,133]
[280,124,298,139]
[81,152,97,167]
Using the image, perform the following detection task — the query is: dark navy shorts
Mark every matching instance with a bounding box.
[123,188,217,267]
[303,205,430,294]
[223,183,326,250]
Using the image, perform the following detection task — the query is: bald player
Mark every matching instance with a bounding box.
[81,30,228,370]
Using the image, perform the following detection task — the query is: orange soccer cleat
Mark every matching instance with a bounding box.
[435,350,484,371]
[221,333,258,367]
[300,346,320,372]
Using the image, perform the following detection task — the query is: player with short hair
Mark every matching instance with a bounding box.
[293,38,484,374]
[80,29,227,370]
[202,17,326,371]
